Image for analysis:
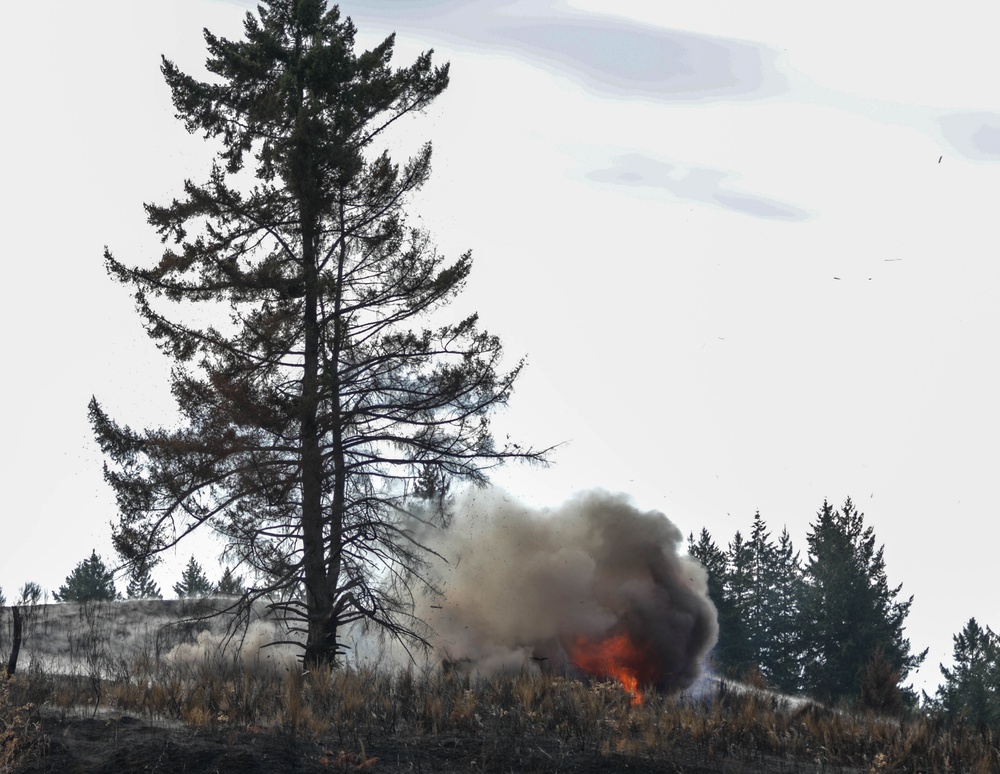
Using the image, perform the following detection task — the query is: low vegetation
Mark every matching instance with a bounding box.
[2,600,1000,773]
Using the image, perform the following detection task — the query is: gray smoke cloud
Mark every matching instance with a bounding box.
[416,489,718,693]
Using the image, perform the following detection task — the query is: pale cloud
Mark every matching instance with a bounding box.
[585,153,811,221]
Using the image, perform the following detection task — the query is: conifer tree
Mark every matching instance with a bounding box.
[691,519,805,689]
[687,528,729,665]
[687,529,727,604]
[934,618,1000,727]
[216,566,246,596]
[745,512,778,674]
[798,498,925,704]
[89,1,546,665]
[173,557,213,598]
[126,563,163,599]
[721,530,755,677]
[767,527,805,693]
[54,551,120,603]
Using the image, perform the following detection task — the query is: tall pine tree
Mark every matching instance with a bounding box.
[719,530,755,677]
[89,1,546,666]
[745,512,778,676]
[798,498,925,704]
[934,618,1000,727]
[688,528,731,672]
[767,527,804,693]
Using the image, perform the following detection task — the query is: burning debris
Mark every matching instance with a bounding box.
[417,490,718,701]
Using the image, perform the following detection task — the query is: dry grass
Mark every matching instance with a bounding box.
[47,660,1000,771]
[0,676,42,773]
[3,600,1000,772]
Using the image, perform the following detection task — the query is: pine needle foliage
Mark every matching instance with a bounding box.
[799,498,926,704]
[173,556,214,599]
[54,551,119,603]
[89,1,547,666]
[126,560,163,599]
[934,617,1000,727]
[215,566,246,596]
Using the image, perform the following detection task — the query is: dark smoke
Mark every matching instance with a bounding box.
[417,489,718,693]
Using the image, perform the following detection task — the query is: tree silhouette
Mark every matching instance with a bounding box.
[767,527,805,693]
[934,618,1000,727]
[798,498,925,704]
[126,562,163,599]
[215,566,246,597]
[54,551,119,603]
[89,1,546,665]
[173,557,213,599]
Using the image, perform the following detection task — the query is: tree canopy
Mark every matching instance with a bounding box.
[173,556,214,599]
[126,562,163,600]
[90,0,545,665]
[690,518,803,691]
[689,499,924,706]
[54,551,119,603]
[798,498,925,704]
[216,566,246,596]
[934,618,1000,727]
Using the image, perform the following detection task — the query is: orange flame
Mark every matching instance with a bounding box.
[570,632,652,705]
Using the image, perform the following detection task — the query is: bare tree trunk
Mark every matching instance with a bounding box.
[5,605,22,677]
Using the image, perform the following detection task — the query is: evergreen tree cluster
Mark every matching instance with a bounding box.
[689,498,926,707]
[47,551,246,603]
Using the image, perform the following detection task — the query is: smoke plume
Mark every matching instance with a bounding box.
[417,489,718,694]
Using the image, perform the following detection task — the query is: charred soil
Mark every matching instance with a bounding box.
[16,710,866,774]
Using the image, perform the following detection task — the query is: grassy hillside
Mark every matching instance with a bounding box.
[1,600,996,773]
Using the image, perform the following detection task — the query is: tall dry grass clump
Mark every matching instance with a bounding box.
[0,676,42,773]
[17,652,1000,770]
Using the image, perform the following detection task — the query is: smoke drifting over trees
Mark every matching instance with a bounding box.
[414,490,718,694]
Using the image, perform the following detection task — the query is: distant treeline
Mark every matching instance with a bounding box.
[0,553,244,608]
[689,497,998,725]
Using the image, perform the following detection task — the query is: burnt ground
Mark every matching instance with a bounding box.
[12,711,865,774]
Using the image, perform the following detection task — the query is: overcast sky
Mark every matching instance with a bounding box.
[1,0,997,695]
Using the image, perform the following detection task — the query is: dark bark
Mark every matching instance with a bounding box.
[5,605,22,677]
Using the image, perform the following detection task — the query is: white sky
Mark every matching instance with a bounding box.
[1,0,997,696]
